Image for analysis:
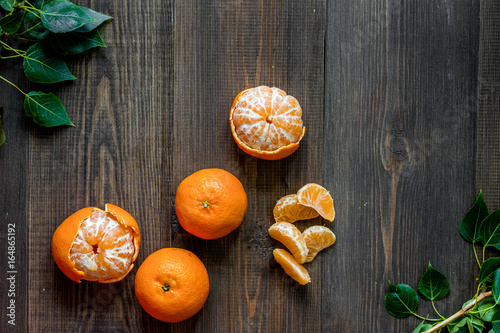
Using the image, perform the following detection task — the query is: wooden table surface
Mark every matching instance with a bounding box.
[1,0,499,332]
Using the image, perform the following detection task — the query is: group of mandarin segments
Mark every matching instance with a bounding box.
[51,86,335,323]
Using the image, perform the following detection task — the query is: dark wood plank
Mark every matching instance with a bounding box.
[1,0,494,332]
[0,41,30,333]
[25,1,174,331]
[173,0,325,332]
[324,1,479,331]
[478,0,500,208]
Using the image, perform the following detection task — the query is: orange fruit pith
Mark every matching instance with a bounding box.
[297,183,335,222]
[268,222,308,264]
[273,249,311,285]
[273,194,320,223]
[135,248,209,323]
[175,168,248,240]
[51,204,140,283]
[303,226,336,263]
[230,86,306,160]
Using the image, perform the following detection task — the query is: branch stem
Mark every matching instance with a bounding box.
[422,291,492,333]
[0,75,26,96]
[473,242,481,269]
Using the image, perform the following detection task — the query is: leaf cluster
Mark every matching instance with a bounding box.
[0,0,111,144]
[385,191,500,332]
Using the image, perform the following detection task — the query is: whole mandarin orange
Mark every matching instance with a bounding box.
[135,248,209,323]
[175,168,248,239]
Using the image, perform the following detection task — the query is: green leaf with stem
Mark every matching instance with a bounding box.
[74,7,111,33]
[460,191,489,243]
[384,283,420,318]
[48,28,106,56]
[0,0,16,12]
[479,258,500,283]
[0,75,73,127]
[24,91,73,127]
[449,316,484,333]
[418,263,450,319]
[19,0,54,38]
[0,10,26,34]
[418,263,450,300]
[477,298,499,322]
[23,43,76,83]
[412,321,433,333]
[40,0,94,33]
[23,10,50,39]
[479,209,500,251]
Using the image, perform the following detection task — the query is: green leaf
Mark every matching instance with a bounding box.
[40,0,93,33]
[450,317,470,333]
[24,91,74,127]
[450,317,484,333]
[24,11,50,39]
[479,210,500,249]
[461,191,489,243]
[32,0,54,8]
[492,311,500,333]
[418,263,450,301]
[384,283,419,318]
[0,10,25,34]
[388,280,397,293]
[0,0,15,12]
[472,317,485,333]
[0,111,5,147]
[23,43,76,83]
[22,0,54,38]
[48,29,106,56]
[493,269,500,304]
[478,298,499,322]
[74,7,111,33]
[479,258,500,283]
[412,321,433,333]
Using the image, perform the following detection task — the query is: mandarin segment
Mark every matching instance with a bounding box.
[273,194,320,223]
[273,249,311,285]
[268,222,308,264]
[302,226,336,263]
[52,205,140,283]
[297,183,335,222]
[230,86,306,160]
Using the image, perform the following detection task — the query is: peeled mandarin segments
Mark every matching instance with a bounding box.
[175,168,247,239]
[302,226,336,263]
[52,204,140,283]
[297,183,335,222]
[273,249,311,285]
[135,248,209,323]
[268,222,308,264]
[273,194,320,223]
[230,86,306,160]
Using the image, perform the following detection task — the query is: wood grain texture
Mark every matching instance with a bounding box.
[324,0,479,331]
[0,0,495,332]
[172,1,325,331]
[478,0,500,209]
[23,0,173,331]
[0,37,29,333]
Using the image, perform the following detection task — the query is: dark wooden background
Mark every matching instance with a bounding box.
[1,0,498,332]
